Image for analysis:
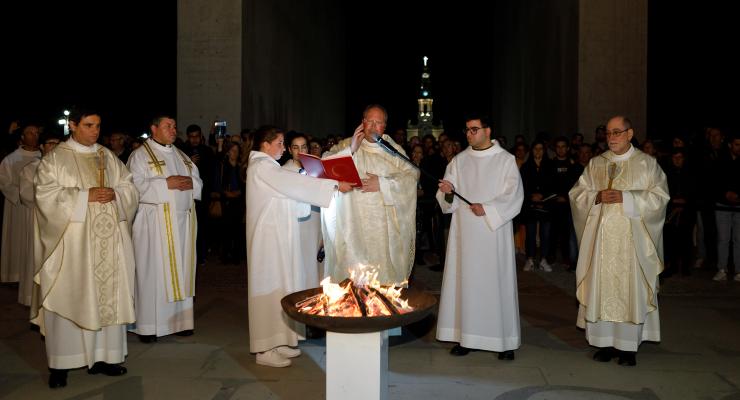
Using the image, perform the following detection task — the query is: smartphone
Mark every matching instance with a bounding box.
[214,120,227,138]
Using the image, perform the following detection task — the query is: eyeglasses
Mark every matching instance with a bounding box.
[464,126,486,134]
[364,119,385,126]
[606,128,630,137]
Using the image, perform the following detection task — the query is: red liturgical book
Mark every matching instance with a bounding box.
[298,153,362,187]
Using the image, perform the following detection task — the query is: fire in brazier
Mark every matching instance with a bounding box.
[296,265,414,317]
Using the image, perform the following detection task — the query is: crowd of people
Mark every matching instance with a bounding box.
[0,104,737,388]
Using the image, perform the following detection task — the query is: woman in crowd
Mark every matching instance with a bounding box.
[213,142,245,263]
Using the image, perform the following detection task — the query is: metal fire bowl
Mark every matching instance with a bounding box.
[281,286,437,334]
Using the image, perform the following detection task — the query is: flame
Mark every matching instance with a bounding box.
[297,265,414,317]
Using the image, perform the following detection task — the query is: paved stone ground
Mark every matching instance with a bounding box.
[1,250,739,399]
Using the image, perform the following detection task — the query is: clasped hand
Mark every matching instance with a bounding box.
[88,187,116,203]
[360,173,379,192]
[167,175,194,191]
[596,189,623,204]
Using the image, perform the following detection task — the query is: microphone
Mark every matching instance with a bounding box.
[371,132,399,155]
[370,132,473,206]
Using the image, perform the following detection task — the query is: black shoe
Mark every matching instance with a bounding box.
[88,362,127,376]
[175,329,194,337]
[618,351,637,366]
[48,369,67,389]
[498,350,515,360]
[138,334,157,343]
[592,347,618,362]
[450,344,473,356]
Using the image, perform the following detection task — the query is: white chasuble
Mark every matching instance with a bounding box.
[321,135,419,285]
[0,147,40,284]
[32,138,139,368]
[434,141,525,352]
[127,139,202,336]
[17,159,41,305]
[569,145,669,351]
[246,151,337,353]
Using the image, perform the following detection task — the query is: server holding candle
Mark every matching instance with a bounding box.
[435,114,524,360]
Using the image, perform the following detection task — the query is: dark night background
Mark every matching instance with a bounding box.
[2,2,738,141]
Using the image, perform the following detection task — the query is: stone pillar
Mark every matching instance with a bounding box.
[177,0,242,137]
[578,0,647,142]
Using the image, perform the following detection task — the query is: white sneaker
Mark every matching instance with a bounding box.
[523,258,534,272]
[539,259,552,272]
[713,270,727,281]
[276,346,301,358]
[256,349,291,367]
[734,273,740,282]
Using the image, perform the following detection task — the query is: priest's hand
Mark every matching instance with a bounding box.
[470,203,486,216]
[350,123,364,154]
[438,179,454,194]
[179,176,194,190]
[597,189,623,204]
[89,187,116,203]
[337,181,354,193]
[360,173,380,192]
[167,176,193,191]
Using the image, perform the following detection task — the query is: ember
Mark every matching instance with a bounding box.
[296,270,414,317]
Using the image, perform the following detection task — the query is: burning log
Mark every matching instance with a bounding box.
[366,286,400,315]
[295,275,413,318]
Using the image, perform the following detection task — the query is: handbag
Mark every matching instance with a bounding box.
[208,200,222,218]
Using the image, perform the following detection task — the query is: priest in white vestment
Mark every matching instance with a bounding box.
[0,124,40,286]
[321,105,419,285]
[128,115,202,341]
[246,126,353,367]
[32,110,139,388]
[282,133,324,288]
[18,133,60,306]
[569,115,669,366]
[435,116,524,359]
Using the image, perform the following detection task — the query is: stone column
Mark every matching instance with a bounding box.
[177,0,242,137]
[578,0,647,142]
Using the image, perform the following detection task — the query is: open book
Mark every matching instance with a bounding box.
[298,153,362,187]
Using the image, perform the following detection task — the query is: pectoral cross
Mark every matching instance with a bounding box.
[148,159,166,175]
[97,149,106,187]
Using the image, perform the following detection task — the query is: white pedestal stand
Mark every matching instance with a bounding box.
[326,330,389,400]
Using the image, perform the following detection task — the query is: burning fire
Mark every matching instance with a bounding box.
[296,265,414,317]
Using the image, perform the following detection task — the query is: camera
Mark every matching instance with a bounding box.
[214,120,227,139]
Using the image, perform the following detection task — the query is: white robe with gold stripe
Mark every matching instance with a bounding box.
[128,139,202,336]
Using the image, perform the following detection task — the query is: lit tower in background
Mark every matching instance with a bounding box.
[407,56,444,139]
